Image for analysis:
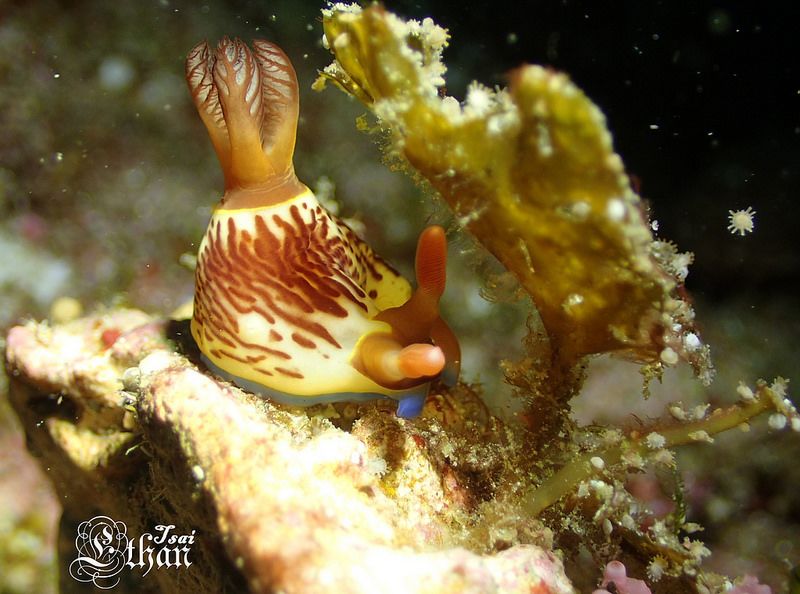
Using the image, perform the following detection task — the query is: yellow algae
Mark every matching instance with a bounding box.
[316,5,713,409]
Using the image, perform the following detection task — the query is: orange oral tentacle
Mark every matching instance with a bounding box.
[397,343,446,379]
[356,334,445,387]
[358,224,458,388]
[375,225,448,344]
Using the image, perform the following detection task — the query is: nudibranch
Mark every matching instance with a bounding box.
[185,38,460,418]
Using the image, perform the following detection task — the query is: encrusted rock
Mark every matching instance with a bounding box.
[4,309,574,594]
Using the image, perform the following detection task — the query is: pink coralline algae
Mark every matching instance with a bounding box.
[728,575,772,594]
[593,561,652,594]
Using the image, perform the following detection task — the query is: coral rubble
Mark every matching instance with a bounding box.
[5,310,573,593]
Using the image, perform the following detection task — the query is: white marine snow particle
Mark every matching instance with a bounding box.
[727,206,756,236]
[465,83,493,117]
[606,198,626,221]
[688,430,714,443]
[768,413,787,431]
[590,456,605,470]
[621,514,636,530]
[191,465,205,481]
[684,332,701,352]
[577,482,590,498]
[669,404,687,421]
[660,347,679,366]
[590,480,613,501]
[682,522,703,534]
[736,381,755,401]
[645,432,666,449]
[692,404,710,420]
[652,449,675,467]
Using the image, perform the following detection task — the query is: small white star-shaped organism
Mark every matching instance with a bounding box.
[727,206,756,236]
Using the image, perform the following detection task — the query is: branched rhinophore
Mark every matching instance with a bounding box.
[315,4,713,412]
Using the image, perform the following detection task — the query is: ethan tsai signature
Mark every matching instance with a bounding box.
[68,515,195,589]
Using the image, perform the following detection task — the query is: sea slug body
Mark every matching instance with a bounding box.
[185,38,460,418]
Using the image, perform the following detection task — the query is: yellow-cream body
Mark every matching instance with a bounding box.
[190,187,421,402]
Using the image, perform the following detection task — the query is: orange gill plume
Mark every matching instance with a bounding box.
[186,37,460,418]
[185,37,305,207]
